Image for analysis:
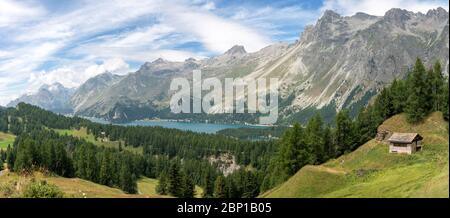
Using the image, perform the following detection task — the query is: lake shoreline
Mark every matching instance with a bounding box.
[80,116,269,134]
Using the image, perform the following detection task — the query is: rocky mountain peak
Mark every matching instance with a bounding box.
[8,82,74,113]
[39,82,66,92]
[321,10,342,21]
[426,7,449,19]
[152,58,168,64]
[384,8,412,21]
[224,45,247,56]
[185,57,197,62]
[352,12,378,20]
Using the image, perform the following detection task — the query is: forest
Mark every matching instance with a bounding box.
[0,58,448,198]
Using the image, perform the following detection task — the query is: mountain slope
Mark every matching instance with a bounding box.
[261,112,449,198]
[7,83,75,114]
[73,8,449,123]
[0,171,166,198]
[71,72,124,114]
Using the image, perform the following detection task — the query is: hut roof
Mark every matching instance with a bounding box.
[388,133,423,143]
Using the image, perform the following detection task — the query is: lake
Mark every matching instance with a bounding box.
[86,117,265,134]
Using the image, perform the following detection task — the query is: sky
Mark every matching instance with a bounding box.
[0,0,448,106]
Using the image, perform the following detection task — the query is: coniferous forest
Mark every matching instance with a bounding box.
[0,58,448,198]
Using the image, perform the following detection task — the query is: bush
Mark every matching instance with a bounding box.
[22,180,64,198]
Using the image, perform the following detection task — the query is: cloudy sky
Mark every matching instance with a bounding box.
[0,0,448,105]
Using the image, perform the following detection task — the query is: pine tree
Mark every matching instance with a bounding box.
[99,151,112,186]
[167,161,183,197]
[119,160,137,194]
[390,79,407,114]
[6,144,15,170]
[432,61,444,112]
[277,123,309,176]
[0,149,5,163]
[85,146,98,181]
[305,114,325,163]
[405,58,429,123]
[44,143,56,172]
[355,106,380,146]
[425,68,435,112]
[334,110,354,154]
[74,144,87,179]
[322,125,333,159]
[156,172,169,195]
[14,138,35,172]
[202,169,214,198]
[182,173,195,198]
[242,172,259,198]
[213,176,227,198]
[375,88,393,119]
[443,77,449,121]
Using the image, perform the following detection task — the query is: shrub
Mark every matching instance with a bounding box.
[22,180,64,198]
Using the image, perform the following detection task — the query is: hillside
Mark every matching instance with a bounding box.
[0,132,15,150]
[261,112,449,198]
[0,170,206,198]
[54,128,143,154]
[0,171,166,198]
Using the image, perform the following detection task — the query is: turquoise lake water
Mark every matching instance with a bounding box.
[86,117,263,134]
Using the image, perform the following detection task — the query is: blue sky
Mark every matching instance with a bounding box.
[0,0,448,105]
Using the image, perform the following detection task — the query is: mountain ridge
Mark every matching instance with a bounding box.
[7,7,449,124]
[7,82,75,114]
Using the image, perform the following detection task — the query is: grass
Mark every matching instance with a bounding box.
[1,171,203,198]
[0,171,169,198]
[261,112,449,198]
[137,177,204,198]
[54,128,142,154]
[0,132,15,150]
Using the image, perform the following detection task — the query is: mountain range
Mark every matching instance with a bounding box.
[7,83,75,114]
[8,8,449,124]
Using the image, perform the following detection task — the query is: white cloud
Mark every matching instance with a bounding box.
[160,2,272,53]
[111,24,175,48]
[202,1,216,11]
[26,58,132,93]
[227,5,320,41]
[0,41,65,82]
[321,0,449,16]
[0,0,45,27]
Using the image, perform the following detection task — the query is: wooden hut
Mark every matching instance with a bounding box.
[387,133,423,154]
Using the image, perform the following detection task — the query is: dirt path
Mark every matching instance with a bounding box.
[315,166,347,175]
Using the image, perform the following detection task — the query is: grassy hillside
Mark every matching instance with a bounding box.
[0,132,15,150]
[0,171,205,198]
[55,128,142,154]
[261,112,449,198]
[0,171,169,198]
